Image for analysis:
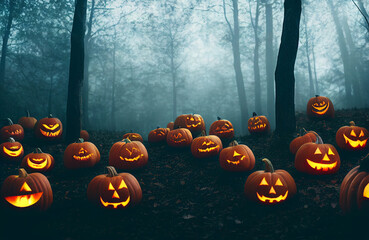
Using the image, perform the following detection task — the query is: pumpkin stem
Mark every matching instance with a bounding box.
[302,128,308,135]
[18,168,28,178]
[262,158,274,173]
[35,148,43,153]
[229,140,239,147]
[6,118,13,125]
[200,130,207,136]
[26,110,30,117]
[217,116,221,120]
[349,121,355,126]
[8,137,15,143]
[157,126,160,129]
[106,166,119,177]
[253,112,257,117]
[123,138,132,143]
[315,95,319,98]
[311,132,323,144]
[48,114,53,118]
[77,138,84,143]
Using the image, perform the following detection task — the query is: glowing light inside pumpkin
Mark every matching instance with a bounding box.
[40,129,61,137]
[226,151,245,165]
[198,141,219,153]
[306,159,337,171]
[4,182,43,208]
[257,191,288,203]
[5,129,22,135]
[311,101,329,115]
[343,134,368,148]
[363,183,369,199]
[41,124,59,131]
[73,148,93,161]
[119,154,144,162]
[27,158,47,169]
[100,180,130,208]
[3,146,23,157]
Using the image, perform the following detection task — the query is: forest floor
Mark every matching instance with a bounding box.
[1,109,369,240]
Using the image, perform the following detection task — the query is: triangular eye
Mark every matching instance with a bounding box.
[233,151,242,157]
[118,180,128,189]
[20,182,32,192]
[275,178,283,186]
[314,148,322,154]
[328,148,335,155]
[359,130,364,137]
[350,130,357,137]
[260,177,268,186]
[108,183,115,190]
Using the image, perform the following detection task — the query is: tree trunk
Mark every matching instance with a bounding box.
[66,0,87,142]
[252,1,261,114]
[275,0,301,134]
[265,2,275,126]
[302,7,314,96]
[170,39,177,121]
[48,74,53,114]
[311,39,319,94]
[111,30,117,131]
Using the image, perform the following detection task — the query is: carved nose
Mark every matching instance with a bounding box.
[269,186,276,194]
[112,191,120,198]
[322,154,330,161]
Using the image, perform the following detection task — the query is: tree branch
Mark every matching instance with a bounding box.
[223,0,234,39]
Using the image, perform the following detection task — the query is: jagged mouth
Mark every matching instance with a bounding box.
[256,191,288,203]
[40,129,61,137]
[306,159,337,171]
[5,192,43,208]
[7,129,22,135]
[187,122,201,128]
[216,129,233,134]
[100,196,130,208]
[343,134,368,148]
[249,124,266,130]
[3,146,23,157]
[198,146,219,153]
[172,139,186,143]
[119,154,143,162]
[27,158,47,169]
[73,153,93,161]
[226,156,245,165]
[312,102,329,115]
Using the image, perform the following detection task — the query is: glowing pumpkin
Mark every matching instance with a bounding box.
[64,138,100,169]
[0,137,24,161]
[289,129,318,154]
[80,130,90,141]
[191,131,223,158]
[21,148,54,172]
[173,114,205,135]
[209,117,234,139]
[247,113,270,134]
[306,95,334,119]
[122,133,143,142]
[0,118,24,141]
[18,110,37,131]
[166,128,193,148]
[87,166,142,209]
[1,168,53,210]
[34,114,63,140]
[244,158,296,205]
[336,121,368,151]
[109,139,148,170]
[148,127,170,143]
[295,134,340,175]
[219,140,255,172]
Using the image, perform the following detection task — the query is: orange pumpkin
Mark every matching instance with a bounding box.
[109,139,148,170]
[34,114,63,140]
[219,140,255,171]
[0,138,24,161]
[306,95,334,119]
[289,129,317,154]
[167,122,174,130]
[191,131,223,158]
[148,127,170,143]
[18,110,37,130]
[1,118,24,141]
[21,148,54,172]
[336,121,368,151]
[173,114,205,135]
[247,113,270,134]
[80,130,90,141]
[166,128,193,147]
[64,138,100,169]
[209,117,234,139]
[122,133,143,142]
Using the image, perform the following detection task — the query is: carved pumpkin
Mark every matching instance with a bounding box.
[173,114,205,135]
[1,168,53,210]
[336,121,368,151]
[64,138,100,169]
[148,127,170,143]
[34,114,63,140]
[289,129,318,154]
[0,138,24,161]
[21,148,54,172]
[191,131,223,158]
[244,158,296,205]
[306,95,334,119]
[247,113,270,134]
[122,133,143,142]
[166,128,193,148]
[209,117,234,139]
[109,139,148,170]
[167,122,174,130]
[87,166,142,209]
[18,110,37,131]
[340,157,369,213]
[0,118,24,141]
[80,130,90,141]
[219,140,255,172]
[295,134,340,175]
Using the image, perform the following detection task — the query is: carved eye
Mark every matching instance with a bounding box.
[275,178,283,186]
[322,101,325,105]
[350,130,357,137]
[233,151,242,157]
[108,183,115,190]
[42,124,59,130]
[359,130,364,137]
[260,177,268,186]
[118,180,128,189]
[314,148,322,154]
[225,123,230,127]
[10,146,19,150]
[328,148,335,155]
[20,182,32,192]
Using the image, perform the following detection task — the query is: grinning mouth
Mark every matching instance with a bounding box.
[312,102,329,115]
[226,156,245,165]
[73,153,93,161]
[249,124,266,130]
[8,129,22,135]
[5,192,43,208]
[40,129,61,137]
[306,159,337,171]
[343,134,368,148]
[100,196,130,208]
[198,146,219,153]
[172,139,186,143]
[119,154,143,162]
[256,191,288,203]
[27,158,47,169]
[3,146,23,157]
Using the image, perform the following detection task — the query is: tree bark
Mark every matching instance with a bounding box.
[265,2,275,126]
[302,7,314,97]
[251,1,261,113]
[311,39,319,94]
[111,30,117,131]
[66,0,87,142]
[171,38,177,121]
[275,0,301,134]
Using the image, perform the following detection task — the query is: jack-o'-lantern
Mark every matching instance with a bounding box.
[173,114,205,135]
[87,166,142,209]
[21,148,54,172]
[340,156,369,213]
[307,95,334,119]
[109,139,148,170]
[248,113,270,134]
[219,140,255,171]
[1,118,24,141]
[80,130,90,141]
[34,114,63,140]
[0,138,24,161]
[244,158,296,205]
[295,134,340,175]
[18,110,37,131]
[209,117,234,139]
[1,168,53,210]
[336,121,368,151]
[167,122,174,130]
[64,138,100,169]
[166,128,193,147]
[122,133,143,142]
[289,129,318,154]
[148,127,170,143]
[191,131,223,158]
